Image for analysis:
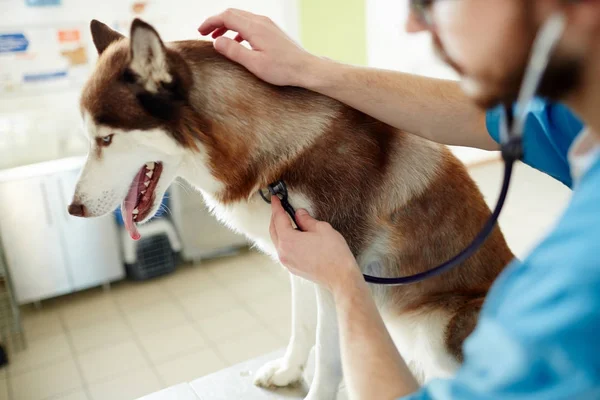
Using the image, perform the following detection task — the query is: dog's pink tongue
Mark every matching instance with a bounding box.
[122,170,142,241]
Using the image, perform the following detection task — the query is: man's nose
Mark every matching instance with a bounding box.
[405,11,429,33]
[68,203,86,217]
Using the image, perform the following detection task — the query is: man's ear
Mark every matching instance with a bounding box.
[90,20,124,55]
[129,18,172,93]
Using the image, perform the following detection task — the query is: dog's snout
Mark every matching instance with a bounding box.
[68,203,86,217]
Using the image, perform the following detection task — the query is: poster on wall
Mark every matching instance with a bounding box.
[25,0,61,6]
[0,24,90,95]
[110,1,171,40]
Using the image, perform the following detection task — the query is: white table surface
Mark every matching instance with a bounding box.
[138,349,350,400]
[138,350,310,400]
[190,351,309,400]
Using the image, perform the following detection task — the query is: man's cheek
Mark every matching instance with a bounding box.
[431,34,463,74]
[432,0,511,76]
[435,30,473,75]
[431,1,470,64]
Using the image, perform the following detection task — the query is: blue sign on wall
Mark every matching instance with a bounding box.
[23,71,68,83]
[25,0,61,6]
[0,33,29,54]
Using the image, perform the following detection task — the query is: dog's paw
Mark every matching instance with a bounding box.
[253,358,303,388]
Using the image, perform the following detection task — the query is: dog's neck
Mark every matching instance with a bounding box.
[171,40,342,204]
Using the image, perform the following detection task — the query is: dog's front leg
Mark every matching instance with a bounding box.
[254,273,317,387]
[305,285,343,400]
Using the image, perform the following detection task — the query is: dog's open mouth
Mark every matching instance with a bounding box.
[121,161,163,241]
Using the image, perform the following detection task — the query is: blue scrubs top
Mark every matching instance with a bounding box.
[404,99,600,400]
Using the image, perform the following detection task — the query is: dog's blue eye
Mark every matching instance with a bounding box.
[97,134,114,147]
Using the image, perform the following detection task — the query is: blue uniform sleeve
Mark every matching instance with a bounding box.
[486,99,583,188]
[401,159,600,400]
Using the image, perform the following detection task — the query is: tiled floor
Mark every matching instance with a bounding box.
[4,250,291,400]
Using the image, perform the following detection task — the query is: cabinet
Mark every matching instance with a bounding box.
[56,169,123,290]
[0,176,72,303]
[169,180,248,262]
[0,159,124,304]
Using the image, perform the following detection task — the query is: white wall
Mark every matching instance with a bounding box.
[0,0,299,169]
[366,0,456,79]
[365,0,498,166]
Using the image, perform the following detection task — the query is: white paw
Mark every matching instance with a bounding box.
[253,358,304,388]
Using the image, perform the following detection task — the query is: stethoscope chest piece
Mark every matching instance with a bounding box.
[260,180,301,230]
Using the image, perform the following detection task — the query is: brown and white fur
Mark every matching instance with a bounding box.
[70,19,513,399]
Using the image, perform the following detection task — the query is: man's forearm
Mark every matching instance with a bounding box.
[302,58,497,151]
[333,266,419,400]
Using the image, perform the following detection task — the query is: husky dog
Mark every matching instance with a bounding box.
[69,18,513,399]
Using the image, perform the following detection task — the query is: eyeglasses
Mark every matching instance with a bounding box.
[409,0,437,27]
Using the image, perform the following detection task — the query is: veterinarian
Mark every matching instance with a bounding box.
[199,2,600,399]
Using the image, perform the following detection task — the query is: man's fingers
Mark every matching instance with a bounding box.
[198,16,227,36]
[211,27,228,39]
[271,197,297,238]
[295,209,320,232]
[213,37,256,66]
[209,28,243,43]
[198,9,255,38]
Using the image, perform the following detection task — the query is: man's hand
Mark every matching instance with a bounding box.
[269,196,361,293]
[198,8,321,87]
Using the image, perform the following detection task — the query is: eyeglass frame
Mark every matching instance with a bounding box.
[409,0,438,27]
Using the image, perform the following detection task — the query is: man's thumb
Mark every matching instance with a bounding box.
[214,37,253,66]
[295,209,319,231]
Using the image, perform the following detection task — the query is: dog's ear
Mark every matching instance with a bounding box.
[90,20,124,55]
[129,18,172,93]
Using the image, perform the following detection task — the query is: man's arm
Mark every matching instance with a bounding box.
[333,266,420,400]
[304,60,496,150]
[199,8,497,150]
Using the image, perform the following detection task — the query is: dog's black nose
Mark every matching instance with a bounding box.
[68,203,86,217]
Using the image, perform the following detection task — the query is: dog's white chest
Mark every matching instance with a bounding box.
[199,190,314,258]
[382,311,459,383]
[200,192,275,254]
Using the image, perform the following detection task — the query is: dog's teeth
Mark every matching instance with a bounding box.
[144,181,150,187]
[145,162,155,170]
[146,171,153,178]
[133,215,138,220]
[141,190,146,195]
[132,208,139,215]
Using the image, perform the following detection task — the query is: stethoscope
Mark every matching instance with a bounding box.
[260,14,567,286]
